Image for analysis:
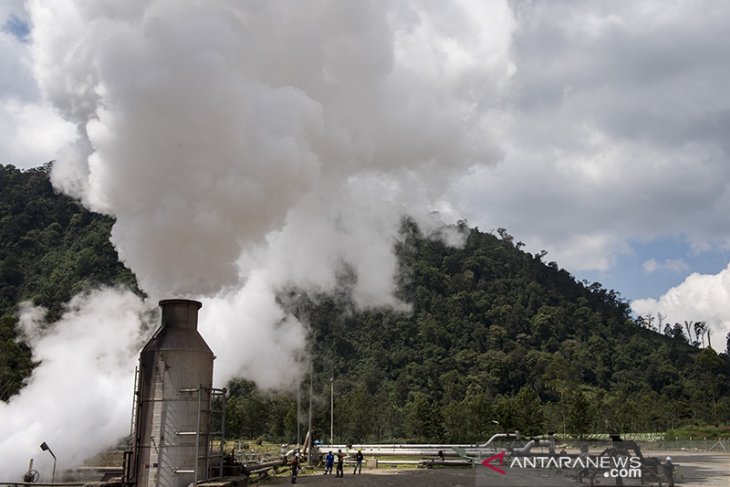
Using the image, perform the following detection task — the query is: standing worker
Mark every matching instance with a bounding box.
[336,449,345,477]
[662,456,675,487]
[324,450,334,475]
[353,449,364,474]
[290,450,300,484]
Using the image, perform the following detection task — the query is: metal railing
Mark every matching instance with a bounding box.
[636,439,728,451]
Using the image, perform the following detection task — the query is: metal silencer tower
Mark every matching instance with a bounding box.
[127,299,215,487]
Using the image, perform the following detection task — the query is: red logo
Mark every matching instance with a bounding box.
[481,451,507,475]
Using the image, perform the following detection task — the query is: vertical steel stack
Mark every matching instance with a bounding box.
[128,299,214,487]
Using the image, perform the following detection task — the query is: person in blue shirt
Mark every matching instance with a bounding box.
[324,450,334,475]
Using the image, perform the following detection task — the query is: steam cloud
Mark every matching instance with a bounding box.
[1,0,514,479]
[33,0,513,297]
[0,289,148,480]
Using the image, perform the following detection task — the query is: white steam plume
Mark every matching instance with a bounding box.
[30,0,513,297]
[3,0,516,478]
[0,288,149,481]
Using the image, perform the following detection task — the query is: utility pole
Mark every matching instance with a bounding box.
[307,360,313,465]
[330,377,334,446]
[296,352,301,447]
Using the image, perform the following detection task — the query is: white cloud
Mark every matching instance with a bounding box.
[10,0,730,280]
[0,98,76,168]
[642,258,689,274]
[643,259,658,273]
[664,259,690,273]
[452,0,730,273]
[632,265,730,352]
[0,6,77,168]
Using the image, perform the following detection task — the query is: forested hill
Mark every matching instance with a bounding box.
[1,164,728,443]
[269,219,730,444]
[0,164,137,400]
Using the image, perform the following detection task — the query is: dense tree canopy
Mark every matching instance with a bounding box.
[264,220,730,443]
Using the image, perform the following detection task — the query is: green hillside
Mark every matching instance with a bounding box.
[0,164,137,400]
[1,163,728,444]
[230,220,728,444]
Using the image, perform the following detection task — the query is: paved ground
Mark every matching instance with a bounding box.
[263,451,730,487]
[265,468,477,487]
[263,468,618,487]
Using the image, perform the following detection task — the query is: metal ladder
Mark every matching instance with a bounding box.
[175,386,227,481]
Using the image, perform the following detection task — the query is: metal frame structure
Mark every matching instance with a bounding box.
[175,386,226,482]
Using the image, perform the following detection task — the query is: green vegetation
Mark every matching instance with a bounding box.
[1,164,728,444]
[237,220,730,444]
[0,163,137,401]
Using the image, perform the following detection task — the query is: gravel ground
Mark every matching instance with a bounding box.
[663,451,730,486]
[263,451,730,487]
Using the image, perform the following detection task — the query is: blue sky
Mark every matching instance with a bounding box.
[1,1,730,344]
[578,238,730,301]
[2,14,29,41]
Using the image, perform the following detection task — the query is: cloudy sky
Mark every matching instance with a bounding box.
[2,0,730,341]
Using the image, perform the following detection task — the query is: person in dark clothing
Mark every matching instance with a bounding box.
[290,450,300,484]
[662,456,675,487]
[353,449,364,474]
[336,449,345,477]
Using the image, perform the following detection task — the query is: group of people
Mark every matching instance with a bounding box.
[289,447,365,482]
[323,449,364,476]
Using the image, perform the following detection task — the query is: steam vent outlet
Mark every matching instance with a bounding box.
[128,299,215,487]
